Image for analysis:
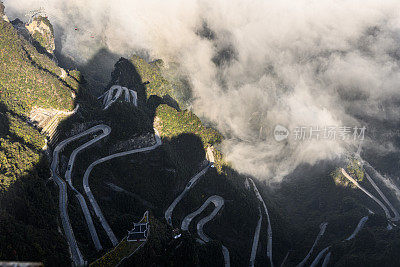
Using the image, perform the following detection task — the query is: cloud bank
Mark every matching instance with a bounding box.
[5,0,400,182]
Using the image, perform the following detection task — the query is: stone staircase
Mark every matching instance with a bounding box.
[29,105,79,144]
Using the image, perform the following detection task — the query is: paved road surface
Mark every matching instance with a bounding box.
[83,130,162,246]
[52,170,84,266]
[311,215,368,267]
[280,252,290,267]
[322,252,331,267]
[354,144,400,221]
[164,162,211,227]
[188,196,230,267]
[248,178,274,267]
[297,222,328,267]
[363,161,400,210]
[364,169,400,221]
[341,168,396,221]
[181,195,224,231]
[309,143,398,266]
[51,125,110,266]
[191,196,224,241]
[99,85,138,110]
[249,207,262,267]
[346,216,369,241]
[310,247,330,267]
[221,246,230,267]
[64,125,111,251]
[168,166,232,266]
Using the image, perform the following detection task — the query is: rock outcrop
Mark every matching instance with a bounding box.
[25,16,55,53]
[0,2,4,16]
[0,1,9,22]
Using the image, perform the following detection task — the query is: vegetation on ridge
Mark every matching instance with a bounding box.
[0,19,74,116]
[332,158,365,187]
[0,15,72,265]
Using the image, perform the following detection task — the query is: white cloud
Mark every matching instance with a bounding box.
[5,0,400,181]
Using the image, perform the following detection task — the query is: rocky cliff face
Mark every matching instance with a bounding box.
[26,16,55,54]
[0,2,8,22]
[0,2,4,16]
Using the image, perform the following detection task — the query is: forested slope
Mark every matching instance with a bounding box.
[0,14,75,265]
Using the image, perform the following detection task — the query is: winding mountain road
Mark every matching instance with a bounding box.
[345,216,369,241]
[352,144,400,221]
[248,178,274,267]
[180,195,230,267]
[249,207,262,267]
[83,130,162,246]
[322,252,331,267]
[310,247,330,267]
[297,222,328,267]
[341,168,397,221]
[99,85,138,110]
[195,197,224,242]
[165,160,232,266]
[64,125,111,251]
[364,169,399,221]
[181,195,224,231]
[51,168,84,266]
[51,125,111,266]
[308,140,400,267]
[220,246,230,267]
[164,162,211,227]
[310,215,369,267]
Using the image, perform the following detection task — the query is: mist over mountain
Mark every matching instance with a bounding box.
[5,0,400,182]
[4,1,400,266]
